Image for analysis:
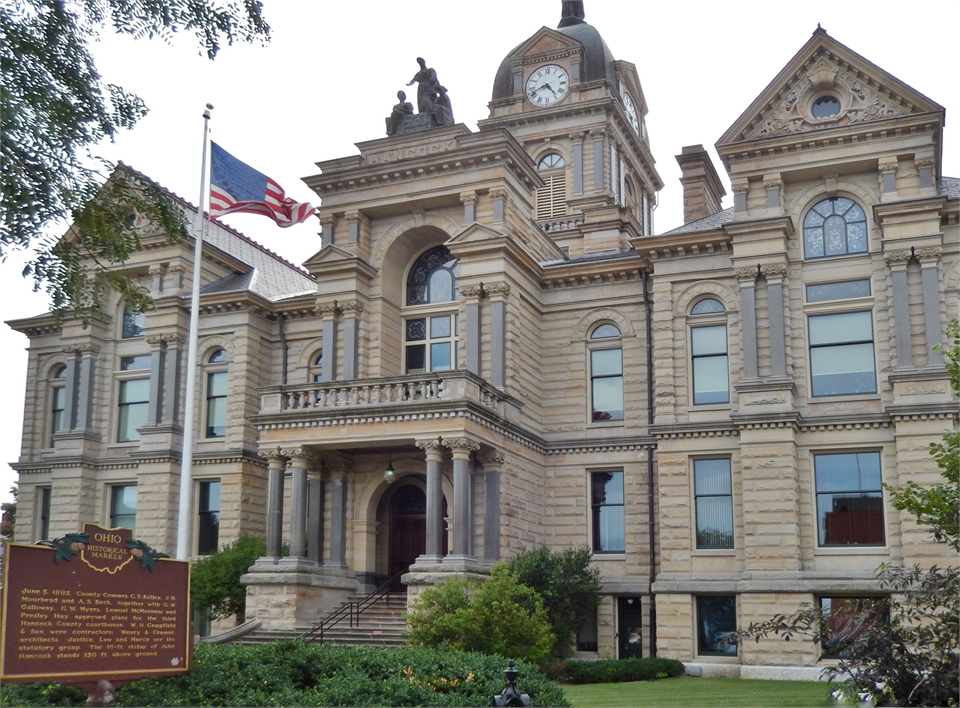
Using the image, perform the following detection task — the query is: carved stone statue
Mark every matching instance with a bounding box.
[386,90,414,136]
[406,57,454,127]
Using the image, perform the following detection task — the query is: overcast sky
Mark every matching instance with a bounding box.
[2,0,959,506]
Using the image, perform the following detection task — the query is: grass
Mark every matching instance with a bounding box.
[562,676,834,707]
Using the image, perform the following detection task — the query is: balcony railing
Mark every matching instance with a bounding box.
[259,370,519,421]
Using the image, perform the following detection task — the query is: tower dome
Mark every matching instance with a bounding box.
[491,1,617,101]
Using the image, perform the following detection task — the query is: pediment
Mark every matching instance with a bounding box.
[719,29,944,146]
[445,222,505,246]
[509,27,582,64]
[301,243,355,269]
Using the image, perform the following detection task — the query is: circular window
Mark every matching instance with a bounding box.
[811,95,841,118]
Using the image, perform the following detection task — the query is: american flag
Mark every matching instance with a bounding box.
[209,142,315,227]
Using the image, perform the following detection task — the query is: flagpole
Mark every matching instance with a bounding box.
[176,103,214,560]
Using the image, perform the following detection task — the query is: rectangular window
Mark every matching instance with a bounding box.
[206,371,227,438]
[50,384,66,444]
[38,487,52,540]
[819,597,888,658]
[117,378,150,442]
[405,315,458,374]
[121,309,145,339]
[694,459,734,549]
[815,452,884,546]
[576,608,599,652]
[110,485,137,530]
[806,279,871,303]
[696,595,737,656]
[809,311,876,396]
[591,471,624,553]
[591,349,624,421]
[197,481,221,555]
[692,325,729,405]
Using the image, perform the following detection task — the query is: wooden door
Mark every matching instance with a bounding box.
[389,485,426,588]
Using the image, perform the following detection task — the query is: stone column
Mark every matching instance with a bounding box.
[326,462,350,569]
[444,438,479,560]
[885,249,913,369]
[319,302,340,382]
[307,474,325,564]
[736,268,759,380]
[145,335,166,425]
[340,301,364,381]
[60,347,80,431]
[74,345,98,431]
[318,215,336,247]
[760,264,788,379]
[468,457,479,558]
[916,247,943,367]
[486,283,510,389]
[161,334,182,424]
[284,448,310,560]
[460,191,477,224]
[732,182,749,214]
[149,264,166,295]
[879,160,898,197]
[490,188,507,222]
[570,132,584,194]
[259,448,286,560]
[459,284,485,376]
[591,130,605,191]
[480,450,504,563]
[416,438,445,562]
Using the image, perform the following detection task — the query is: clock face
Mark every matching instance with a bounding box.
[526,64,569,107]
[622,91,639,134]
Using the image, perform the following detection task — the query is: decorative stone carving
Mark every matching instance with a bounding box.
[339,300,365,314]
[458,284,485,299]
[281,447,309,462]
[484,282,511,298]
[731,183,749,194]
[878,161,898,174]
[914,157,935,169]
[258,446,286,462]
[914,247,942,264]
[415,438,445,458]
[459,191,478,206]
[746,57,908,139]
[444,438,480,457]
[884,250,912,265]
[479,450,505,468]
[763,178,783,190]
[489,188,508,201]
[735,267,758,283]
[760,264,787,279]
[317,301,342,317]
[406,57,454,128]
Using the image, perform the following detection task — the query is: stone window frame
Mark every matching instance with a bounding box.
[534,149,569,220]
[48,363,68,447]
[196,478,221,555]
[801,196,869,261]
[813,450,885,548]
[587,322,624,424]
[115,355,151,444]
[203,348,229,439]
[807,310,877,398]
[692,457,735,551]
[695,595,738,658]
[688,297,730,407]
[309,350,323,383]
[403,246,461,375]
[109,483,137,531]
[589,469,625,554]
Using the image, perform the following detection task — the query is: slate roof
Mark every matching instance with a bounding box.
[659,207,735,236]
[938,177,960,199]
[541,248,637,269]
[119,163,316,302]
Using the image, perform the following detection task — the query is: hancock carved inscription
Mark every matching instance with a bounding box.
[366,139,457,165]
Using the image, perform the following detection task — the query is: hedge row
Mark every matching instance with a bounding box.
[540,657,685,684]
[0,642,570,707]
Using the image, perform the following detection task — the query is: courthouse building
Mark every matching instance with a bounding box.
[8,1,958,676]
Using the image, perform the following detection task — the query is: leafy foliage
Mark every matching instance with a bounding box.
[0,483,16,540]
[884,318,960,552]
[503,545,603,656]
[405,566,556,663]
[0,0,269,321]
[540,657,685,684]
[0,642,570,707]
[189,535,265,621]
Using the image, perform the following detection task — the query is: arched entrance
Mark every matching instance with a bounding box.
[387,483,447,590]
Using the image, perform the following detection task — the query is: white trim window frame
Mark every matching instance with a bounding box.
[688,298,729,406]
[204,349,229,439]
[116,355,151,443]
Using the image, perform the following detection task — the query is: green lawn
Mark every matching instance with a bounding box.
[562,676,833,708]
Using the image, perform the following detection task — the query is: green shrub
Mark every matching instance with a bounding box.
[0,642,569,707]
[503,546,602,657]
[190,535,266,621]
[406,566,556,663]
[543,657,685,684]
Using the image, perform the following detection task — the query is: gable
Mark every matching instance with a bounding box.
[719,29,944,146]
[509,27,583,65]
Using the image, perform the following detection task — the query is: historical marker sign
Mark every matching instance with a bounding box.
[0,524,191,684]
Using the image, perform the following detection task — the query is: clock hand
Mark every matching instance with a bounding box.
[544,83,557,96]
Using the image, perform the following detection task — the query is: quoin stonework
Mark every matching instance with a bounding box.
[8,0,958,678]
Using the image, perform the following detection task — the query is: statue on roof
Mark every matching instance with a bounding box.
[386,90,414,136]
[407,57,455,127]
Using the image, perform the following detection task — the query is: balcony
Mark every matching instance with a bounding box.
[257,370,521,425]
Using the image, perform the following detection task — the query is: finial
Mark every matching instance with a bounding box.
[558,0,585,28]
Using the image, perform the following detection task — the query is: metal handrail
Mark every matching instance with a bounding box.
[298,572,406,644]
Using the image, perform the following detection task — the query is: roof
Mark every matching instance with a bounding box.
[660,207,735,236]
[938,177,960,200]
[541,248,636,268]
[118,163,316,302]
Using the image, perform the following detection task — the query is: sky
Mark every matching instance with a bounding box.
[2,0,959,505]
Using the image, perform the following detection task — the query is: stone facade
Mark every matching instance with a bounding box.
[7,4,958,673]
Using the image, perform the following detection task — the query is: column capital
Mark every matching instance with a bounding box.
[915,246,942,266]
[258,446,287,466]
[759,264,787,282]
[568,131,586,143]
[878,160,898,174]
[478,449,505,470]
[343,209,367,224]
[734,267,758,284]
[458,284,486,299]
[281,447,310,465]
[145,334,167,348]
[416,437,445,461]
[148,264,166,277]
[484,282,511,300]
[317,301,342,319]
[489,187,508,201]
[915,157,935,170]
[731,182,750,194]
[762,177,782,191]
[444,437,480,459]
[884,249,913,269]
[338,299,365,315]
[459,190,478,206]
[317,214,337,228]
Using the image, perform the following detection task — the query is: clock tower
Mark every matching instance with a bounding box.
[479,0,662,257]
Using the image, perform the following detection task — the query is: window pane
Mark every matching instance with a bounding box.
[208,348,228,363]
[200,481,221,512]
[206,397,226,438]
[591,349,622,376]
[198,481,221,555]
[693,355,729,404]
[428,269,453,303]
[591,471,624,553]
[120,355,152,371]
[592,376,624,421]
[118,402,148,442]
[406,344,426,373]
[592,471,624,504]
[692,326,727,355]
[208,371,228,397]
[694,459,732,495]
[406,319,426,342]
[810,344,876,396]
[806,280,871,303]
[696,497,734,548]
[809,312,872,345]
[430,342,452,371]
[430,315,451,338]
[111,486,137,530]
[815,453,884,546]
[697,596,737,655]
[119,378,150,404]
[591,323,621,339]
[122,310,145,339]
[691,298,725,315]
[815,453,882,492]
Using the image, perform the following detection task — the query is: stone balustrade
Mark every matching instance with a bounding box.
[536,214,584,233]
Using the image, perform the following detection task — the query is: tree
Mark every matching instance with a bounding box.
[405,566,556,663]
[0,483,17,540]
[190,535,266,622]
[504,546,603,656]
[1,0,270,321]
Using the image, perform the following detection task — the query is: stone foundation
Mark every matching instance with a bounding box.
[241,560,358,630]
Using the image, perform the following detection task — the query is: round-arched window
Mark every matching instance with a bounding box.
[691,298,725,315]
[208,348,228,364]
[591,323,621,339]
[803,197,868,259]
[537,153,564,170]
[406,246,459,306]
[811,95,841,118]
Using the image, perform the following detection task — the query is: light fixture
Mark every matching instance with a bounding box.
[384,449,396,484]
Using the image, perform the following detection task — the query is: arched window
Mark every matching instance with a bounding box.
[589,323,623,422]
[536,152,567,220]
[310,351,323,383]
[406,246,459,306]
[121,307,145,339]
[690,299,729,405]
[803,197,868,259]
[205,349,228,438]
[50,365,67,444]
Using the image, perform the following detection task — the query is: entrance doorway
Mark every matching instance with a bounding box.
[618,596,643,658]
[388,485,426,589]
